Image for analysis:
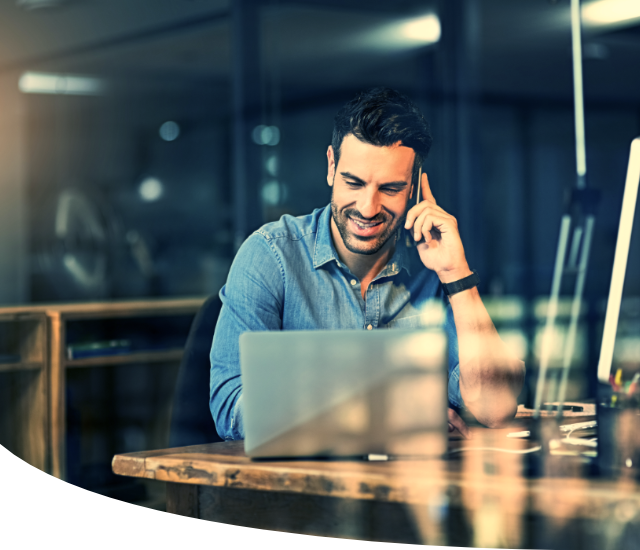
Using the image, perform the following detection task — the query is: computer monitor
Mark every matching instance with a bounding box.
[597,137,640,384]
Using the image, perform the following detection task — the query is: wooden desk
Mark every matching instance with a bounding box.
[113,416,640,548]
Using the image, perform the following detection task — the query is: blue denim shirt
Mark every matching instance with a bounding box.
[210,204,464,440]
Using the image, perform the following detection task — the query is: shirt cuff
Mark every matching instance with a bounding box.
[447,363,466,411]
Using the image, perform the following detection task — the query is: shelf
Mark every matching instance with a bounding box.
[0,361,43,373]
[0,297,206,320]
[65,348,185,368]
[0,299,204,480]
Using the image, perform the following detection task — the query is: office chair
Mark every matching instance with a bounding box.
[169,295,224,447]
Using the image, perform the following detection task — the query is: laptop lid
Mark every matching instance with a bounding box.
[240,328,448,459]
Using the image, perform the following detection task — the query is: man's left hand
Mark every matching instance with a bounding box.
[404,172,472,284]
[448,408,471,439]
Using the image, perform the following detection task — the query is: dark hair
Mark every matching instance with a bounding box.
[331,87,433,184]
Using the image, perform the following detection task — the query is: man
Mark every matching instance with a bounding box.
[210,87,524,441]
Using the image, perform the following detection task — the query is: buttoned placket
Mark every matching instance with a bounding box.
[323,225,408,332]
[338,253,405,331]
[363,282,380,330]
[343,272,387,331]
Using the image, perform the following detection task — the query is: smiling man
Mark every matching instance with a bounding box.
[210,87,524,441]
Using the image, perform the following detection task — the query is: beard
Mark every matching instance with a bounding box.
[330,192,405,256]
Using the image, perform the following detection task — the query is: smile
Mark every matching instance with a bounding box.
[347,215,385,238]
[350,217,382,229]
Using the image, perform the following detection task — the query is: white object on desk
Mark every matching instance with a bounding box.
[507,419,598,439]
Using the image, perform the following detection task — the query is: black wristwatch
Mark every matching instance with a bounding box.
[442,270,479,297]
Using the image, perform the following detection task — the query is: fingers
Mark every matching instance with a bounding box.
[421,172,437,205]
[404,199,448,232]
[410,206,451,243]
[404,174,457,243]
[448,408,471,439]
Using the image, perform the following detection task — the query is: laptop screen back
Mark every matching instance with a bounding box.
[240,328,448,459]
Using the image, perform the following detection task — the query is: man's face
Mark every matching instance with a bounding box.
[327,134,415,256]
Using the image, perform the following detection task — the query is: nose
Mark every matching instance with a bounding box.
[357,188,381,219]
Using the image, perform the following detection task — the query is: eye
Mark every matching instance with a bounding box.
[381,187,402,195]
[345,180,363,188]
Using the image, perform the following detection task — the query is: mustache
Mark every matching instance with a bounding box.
[343,208,390,223]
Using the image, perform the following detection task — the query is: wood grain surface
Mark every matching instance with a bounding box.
[112,422,638,513]
[112,416,640,548]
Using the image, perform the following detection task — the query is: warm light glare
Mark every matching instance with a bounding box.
[18,72,103,95]
[420,299,446,325]
[352,13,441,52]
[582,0,640,26]
[400,14,441,43]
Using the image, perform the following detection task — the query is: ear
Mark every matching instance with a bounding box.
[326,145,335,187]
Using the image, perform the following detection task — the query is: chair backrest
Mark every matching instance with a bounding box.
[169,295,223,447]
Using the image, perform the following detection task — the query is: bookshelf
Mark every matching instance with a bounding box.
[0,298,206,482]
[0,311,48,472]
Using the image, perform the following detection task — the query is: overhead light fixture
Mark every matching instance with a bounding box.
[399,14,441,44]
[582,0,640,26]
[18,72,104,95]
[352,13,441,52]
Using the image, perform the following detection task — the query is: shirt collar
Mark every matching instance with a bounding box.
[313,205,412,276]
[313,205,341,269]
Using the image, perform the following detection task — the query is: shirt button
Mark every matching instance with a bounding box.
[367,324,373,330]
[350,279,357,286]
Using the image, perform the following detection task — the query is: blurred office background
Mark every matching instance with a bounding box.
[1,0,640,507]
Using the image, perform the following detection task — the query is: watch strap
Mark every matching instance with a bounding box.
[442,270,479,297]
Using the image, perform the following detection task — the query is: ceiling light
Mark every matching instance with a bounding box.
[18,72,104,95]
[400,14,441,44]
[582,0,640,26]
[352,13,441,52]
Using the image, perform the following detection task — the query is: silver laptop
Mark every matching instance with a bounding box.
[240,328,448,459]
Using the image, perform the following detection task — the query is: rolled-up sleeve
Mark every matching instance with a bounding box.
[209,232,284,440]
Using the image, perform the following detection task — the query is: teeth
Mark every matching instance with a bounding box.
[352,218,379,229]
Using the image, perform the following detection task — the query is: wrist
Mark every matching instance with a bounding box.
[437,265,473,284]
[441,269,479,298]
